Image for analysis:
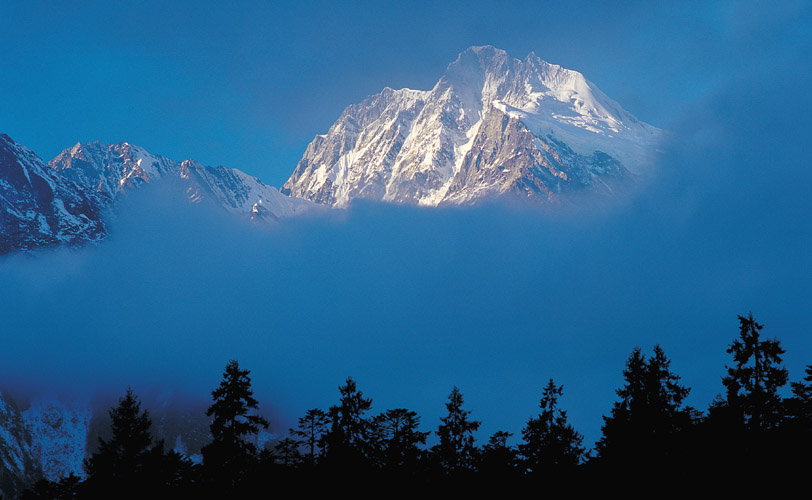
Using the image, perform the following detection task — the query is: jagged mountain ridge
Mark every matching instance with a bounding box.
[0,135,107,254]
[1,46,662,254]
[283,45,662,207]
[49,140,317,222]
[0,135,318,254]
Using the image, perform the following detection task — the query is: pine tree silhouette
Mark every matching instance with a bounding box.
[520,379,585,475]
[323,377,373,468]
[433,386,481,474]
[723,312,788,432]
[290,408,329,465]
[83,387,192,496]
[369,408,428,472]
[201,360,269,489]
[83,388,154,494]
[597,346,694,468]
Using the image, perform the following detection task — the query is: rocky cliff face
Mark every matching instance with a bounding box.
[0,393,42,499]
[49,141,317,224]
[0,135,107,254]
[0,136,318,255]
[0,391,233,495]
[283,46,662,207]
[0,394,97,496]
[23,401,92,483]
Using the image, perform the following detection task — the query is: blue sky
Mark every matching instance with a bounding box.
[4,1,806,184]
[1,1,812,448]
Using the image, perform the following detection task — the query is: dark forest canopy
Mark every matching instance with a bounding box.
[16,313,812,498]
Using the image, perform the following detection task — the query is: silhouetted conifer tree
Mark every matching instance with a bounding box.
[722,312,788,432]
[201,360,269,490]
[520,379,585,475]
[273,438,302,467]
[596,346,694,468]
[697,314,791,476]
[83,388,193,497]
[84,389,151,496]
[369,408,429,472]
[322,377,373,468]
[478,431,519,478]
[432,386,481,474]
[290,408,329,465]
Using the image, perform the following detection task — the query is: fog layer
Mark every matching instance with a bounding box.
[3,38,812,447]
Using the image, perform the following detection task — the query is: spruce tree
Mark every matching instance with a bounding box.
[322,377,373,466]
[701,314,790,474]
[433,386,481,474]
[84,388,154,492]
[597,346,694,466]
[201,360,269,488]
[520,379,585,474]
[83,388,192,496]
[722,312,788,432]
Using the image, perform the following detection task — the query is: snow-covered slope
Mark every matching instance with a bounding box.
[0,393,41,499]
[0,392,220,494]
[0,394,93,496]
[0,134,107,254]
[50,141,316,223]
[283,46,663,207]
[0,136,319,254]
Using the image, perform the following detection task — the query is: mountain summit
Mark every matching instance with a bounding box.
[1,46,662,254]
[282,46,662,207]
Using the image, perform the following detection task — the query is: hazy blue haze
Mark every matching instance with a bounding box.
[1,1,811,448]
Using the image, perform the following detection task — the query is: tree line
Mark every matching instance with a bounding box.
[19,312,812,497]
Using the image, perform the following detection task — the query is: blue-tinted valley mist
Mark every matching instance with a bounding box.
[2,62,811,449]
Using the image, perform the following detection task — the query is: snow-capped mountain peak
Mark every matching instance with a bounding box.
[283,46,663,207]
